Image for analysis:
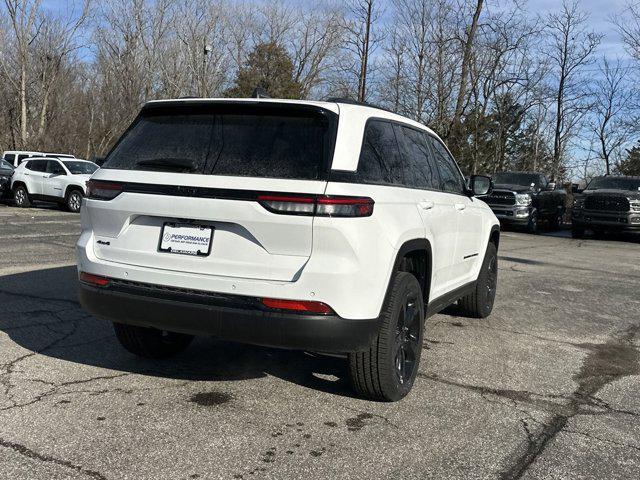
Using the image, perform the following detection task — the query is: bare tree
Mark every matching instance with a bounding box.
[546,0,601,178]
[342,0,384,102]
[449,0,484,136]
[592,57,634,174]
[2,0,43,147]
[615,1,640,61]
[288,6,344,98]
[32,1,91,140]
[390,0,431,121]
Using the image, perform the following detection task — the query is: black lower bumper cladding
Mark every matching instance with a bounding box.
[79,280,379,353]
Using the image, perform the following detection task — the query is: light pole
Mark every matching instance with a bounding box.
[202,42,212,97]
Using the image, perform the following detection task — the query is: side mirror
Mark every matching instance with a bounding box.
[470,175,492,196]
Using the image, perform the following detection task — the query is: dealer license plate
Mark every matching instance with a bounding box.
[159,223,213,256]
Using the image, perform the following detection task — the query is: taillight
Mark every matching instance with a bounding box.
[262,298,333,314]
[257,194,374,217]
[316,196,374,217]
[79,272,110,287]
[87,180,123,200]
[257,194,315,215]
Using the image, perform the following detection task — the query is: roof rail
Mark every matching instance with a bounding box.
[326,97,394,114]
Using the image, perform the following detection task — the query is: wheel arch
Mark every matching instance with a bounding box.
[64,184,85,199]
[383,239,433,309]
[489,225,500,251]
[12,180,27,191]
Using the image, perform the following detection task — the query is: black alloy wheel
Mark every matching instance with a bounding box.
[393,291,422,386]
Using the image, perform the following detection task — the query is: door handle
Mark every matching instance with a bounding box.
[419,200,434,210]
[24,173,30,176]
[455,203,466,211]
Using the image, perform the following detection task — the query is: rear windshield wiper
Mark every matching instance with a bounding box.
[136,158,199,173]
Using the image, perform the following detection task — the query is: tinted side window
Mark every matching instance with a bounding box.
[46,160,65,174]
[3,153,14,163]
[27,160,46,172]
[429,139,465,194]
[17,154,30,164]
[397,126,440,190]
[357,120,404,186]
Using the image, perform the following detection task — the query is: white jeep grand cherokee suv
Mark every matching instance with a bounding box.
[77,98,499,401]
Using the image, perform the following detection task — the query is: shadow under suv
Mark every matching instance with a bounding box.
[77,98,500,401]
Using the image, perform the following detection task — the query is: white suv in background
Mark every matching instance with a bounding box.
[2,150,44,167]
[77,98,499,401]
[2,150,76,167]
[11,157,99,212]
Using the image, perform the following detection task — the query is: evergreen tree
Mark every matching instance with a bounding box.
[226,42,302,99]
[617,141,640,176]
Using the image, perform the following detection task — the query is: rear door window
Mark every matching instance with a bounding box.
[103,104,337,181]
[357,120,405,186]
[17,154,30,164]
[429,138,465,194]
[397,126,440,190]
[46,161,66,175]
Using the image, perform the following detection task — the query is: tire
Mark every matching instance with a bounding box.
[571,226,585,238]
[348,272,425,402]
[66,189,83,213]
[526,213,538,234]
[113,323,194,359]
[457,242,498,319]
[13,185,31,207]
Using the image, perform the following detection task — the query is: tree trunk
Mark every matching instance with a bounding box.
[450,0,483,136]
[358,1,373,103]
[20,63,28,148]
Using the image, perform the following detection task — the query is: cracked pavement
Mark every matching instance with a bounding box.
[1,205,639,479]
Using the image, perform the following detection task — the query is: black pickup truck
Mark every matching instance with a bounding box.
[571,175,640,238]
[483,172,566,234]
[0,159,14,200]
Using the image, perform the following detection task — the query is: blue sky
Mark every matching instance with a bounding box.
[528,0,631,60]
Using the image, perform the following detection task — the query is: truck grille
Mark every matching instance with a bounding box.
[485,191,516,206]
[584,195,630,212]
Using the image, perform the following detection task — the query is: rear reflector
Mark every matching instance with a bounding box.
[79,272,110,287]
[262,298,333,314]
[257,194,373,217]
[87,180,123,200]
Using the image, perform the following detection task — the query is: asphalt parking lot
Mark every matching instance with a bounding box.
[1,204,639,480]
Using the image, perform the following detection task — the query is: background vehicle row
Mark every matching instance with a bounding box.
[481,171,566,234]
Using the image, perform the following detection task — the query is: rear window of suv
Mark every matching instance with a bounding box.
[102,103,338,181]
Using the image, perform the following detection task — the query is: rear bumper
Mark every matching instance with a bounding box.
[79,282,379,353]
